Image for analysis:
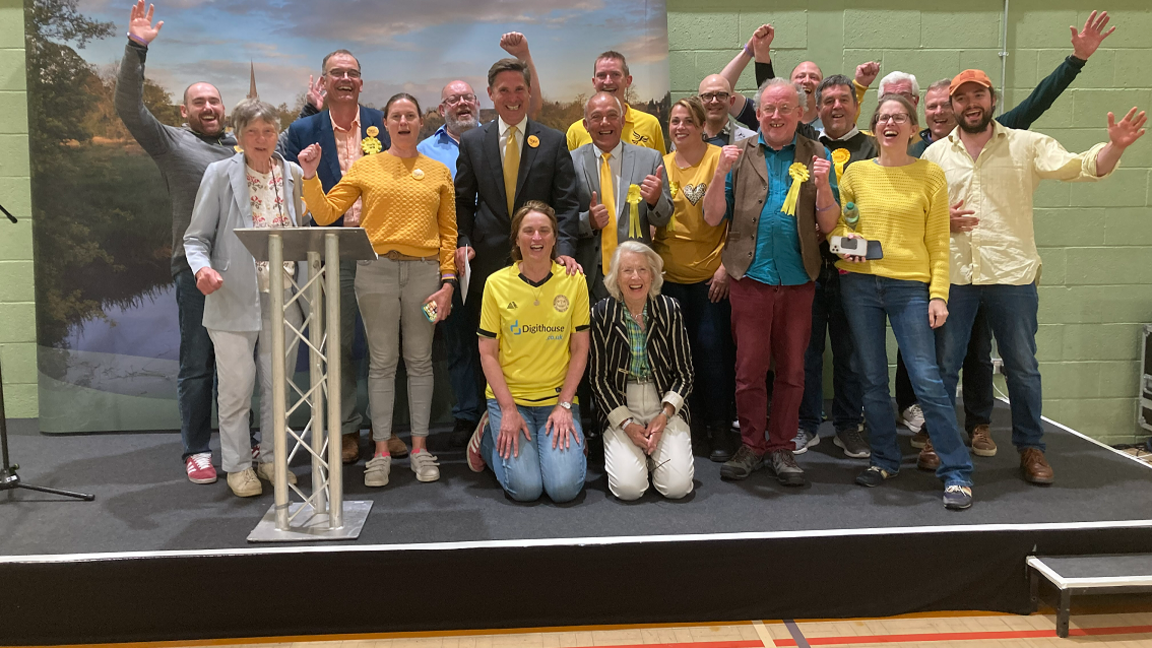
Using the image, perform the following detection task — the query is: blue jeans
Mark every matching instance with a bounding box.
[440,284,484,424]
[661,280,734,427]
[937,283,1045,452]
[840,273,973,487]
[895,305,994,431]
[481,400,587,503]
[800,260,863,434]
[173,265,216,460]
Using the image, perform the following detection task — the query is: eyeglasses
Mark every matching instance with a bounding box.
[699,91,731,103]
[759,104,795,116]
[442,93,477,106]
[876,113,910,124]
[326,68,361,79]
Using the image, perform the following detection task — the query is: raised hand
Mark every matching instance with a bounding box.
[298,143,322,179]
[855,61,880,88]
[195,267,223,295]
[718,145,741,174]
[640,166,664,205]
[751,24,774,60]
[589,190,610,230]
[950,199,979,232]
[128,1,163,45]
[1071,10,1115,60]
[1107,107,1148,149]
[811,155,831,187]
[500,32,530,59]
[307,74,325,111]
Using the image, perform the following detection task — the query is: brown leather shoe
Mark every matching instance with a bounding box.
[917,439,941,471]
[341,433,360,464]
[970,424,997,457]
[1020,447,1054,484]
[387,435,410,458]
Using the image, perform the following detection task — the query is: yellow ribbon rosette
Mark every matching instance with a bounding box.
[781,162,810,217]
[831,148,850,183]
[669,181,680,199]
[626,184,644,238]
[361,126,382,155]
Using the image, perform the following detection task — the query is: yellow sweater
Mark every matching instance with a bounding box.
[303,151,457,276]
[832,159,950,301]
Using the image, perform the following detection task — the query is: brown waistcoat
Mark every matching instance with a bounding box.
[721,133,826,282]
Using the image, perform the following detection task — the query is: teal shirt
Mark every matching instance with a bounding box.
[724,134,839,286]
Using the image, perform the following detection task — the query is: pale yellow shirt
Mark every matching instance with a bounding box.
[922,121,1110,286]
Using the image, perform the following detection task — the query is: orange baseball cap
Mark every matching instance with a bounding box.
[949,69,994,96]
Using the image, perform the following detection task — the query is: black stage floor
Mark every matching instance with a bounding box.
[2,402,1151,645]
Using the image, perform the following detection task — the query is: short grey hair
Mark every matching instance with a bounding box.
[231,99,281,134]
[879,71,920,97]
[584,91,623,118]
[603,240,664,301]
[753,77,805,112]
[927,78,952,94]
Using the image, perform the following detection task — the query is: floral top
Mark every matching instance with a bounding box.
[247,164,290,229]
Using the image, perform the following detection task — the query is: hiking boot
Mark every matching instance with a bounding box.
[720,444,763,480]
[767,449,807,486]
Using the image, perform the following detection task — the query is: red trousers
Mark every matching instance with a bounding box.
[729,278,815,454]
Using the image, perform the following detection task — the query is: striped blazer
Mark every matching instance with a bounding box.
[589,294,694,429]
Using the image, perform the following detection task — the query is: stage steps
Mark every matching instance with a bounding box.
[1028,554,1152,637]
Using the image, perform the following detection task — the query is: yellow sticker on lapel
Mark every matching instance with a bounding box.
[527,135,540,148]
[366,126,379,137]
[412,168,425,180]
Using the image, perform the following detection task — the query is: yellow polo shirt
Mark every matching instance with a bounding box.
[567,105,666,153]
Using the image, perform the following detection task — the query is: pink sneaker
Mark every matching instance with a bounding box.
[466,413,488,473]
[185,452,217,484]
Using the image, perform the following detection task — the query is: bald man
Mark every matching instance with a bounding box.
[697,74,756,146]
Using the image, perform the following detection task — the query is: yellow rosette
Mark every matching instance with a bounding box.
[527,135,540,148]
[366,126,379,137]
[831,148,850,183]
[781,162,810,217]
[625,184,644,238]
[669,181,680,199]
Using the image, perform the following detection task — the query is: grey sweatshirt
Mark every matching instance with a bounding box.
[115,41,237,274]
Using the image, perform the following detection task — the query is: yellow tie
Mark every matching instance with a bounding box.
[504,125,520,217]
[599,151,617,274]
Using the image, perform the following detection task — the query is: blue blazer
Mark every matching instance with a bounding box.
[280,105,389,226]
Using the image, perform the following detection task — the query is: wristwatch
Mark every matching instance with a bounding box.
[558,401,572,411]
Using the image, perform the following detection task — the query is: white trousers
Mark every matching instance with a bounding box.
[603,381,694,501]
[207,291,303,474]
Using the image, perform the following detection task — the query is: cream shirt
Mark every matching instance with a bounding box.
[922,121,1111,286]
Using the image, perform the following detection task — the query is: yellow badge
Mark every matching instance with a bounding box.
[527,135,540,148]
[412,168,425,180]
[553,295,569,313]
[366,126,379,137]
[233,145,243,153]
[831,148,851,165]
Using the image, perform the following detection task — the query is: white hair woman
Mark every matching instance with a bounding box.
[184,99,307,498]
[590,240,695,500]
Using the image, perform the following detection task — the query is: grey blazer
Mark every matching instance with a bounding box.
[572,142,673,300]
[184,152,308,332]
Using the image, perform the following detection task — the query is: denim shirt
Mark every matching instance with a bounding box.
[417,124,461,178]
[724,134,838,286]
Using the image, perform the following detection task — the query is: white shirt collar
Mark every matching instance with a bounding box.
[594,139,624,160]
[819,126,860,141]
[499,115,528,137]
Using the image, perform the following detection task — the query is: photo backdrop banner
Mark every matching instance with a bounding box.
[28,0,670,433]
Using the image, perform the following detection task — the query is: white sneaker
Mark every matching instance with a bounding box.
[226,468,262,497]
[364,453,391,487]
[791,428,819,454]
[899,404,925,433]
[410,450,441,483]
[255,461,297,485]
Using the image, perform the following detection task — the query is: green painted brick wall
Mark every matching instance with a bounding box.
[0,0,34,418]
[669,0,1152,444]
[1,2,1150,440]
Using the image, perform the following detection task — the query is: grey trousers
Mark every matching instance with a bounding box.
[354,257,439,441]
[207,291,303,474]
[338,259,365,436]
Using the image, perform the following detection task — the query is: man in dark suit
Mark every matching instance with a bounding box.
[279,49,401,464]
[454,57,581,423]
[571,92,672,303]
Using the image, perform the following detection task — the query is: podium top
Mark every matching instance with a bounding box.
[235,227,378,262]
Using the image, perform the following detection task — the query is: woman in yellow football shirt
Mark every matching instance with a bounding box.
[298,93,456,488]
[827,94,973,510]
[466,201,590,503]
[651,97,735,462]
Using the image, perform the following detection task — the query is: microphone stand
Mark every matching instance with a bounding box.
[0,203,94,501]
